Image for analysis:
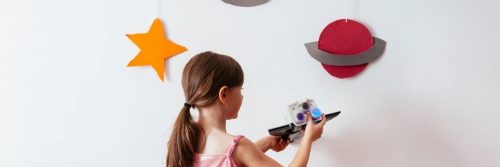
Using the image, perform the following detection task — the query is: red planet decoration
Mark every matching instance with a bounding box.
[305,19,386,79]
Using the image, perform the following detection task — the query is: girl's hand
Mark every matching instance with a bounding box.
[268,136,289,152]
[255,135,290,152]
[303,112,326,142]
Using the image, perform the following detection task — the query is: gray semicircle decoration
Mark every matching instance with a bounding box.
[222,0,270,7]
[305,38,386,66]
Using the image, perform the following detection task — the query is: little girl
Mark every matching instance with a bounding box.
[166,51,327,167]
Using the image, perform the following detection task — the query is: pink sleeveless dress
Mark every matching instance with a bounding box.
[193,135,244,167]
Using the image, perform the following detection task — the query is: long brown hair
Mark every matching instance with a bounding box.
[166,51,244,167]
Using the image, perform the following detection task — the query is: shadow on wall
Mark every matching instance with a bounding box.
[314,102,466,167]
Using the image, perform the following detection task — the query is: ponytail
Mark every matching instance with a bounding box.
[166,104,204,167]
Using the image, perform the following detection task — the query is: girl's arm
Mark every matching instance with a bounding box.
[254,136,272,152]
[233,137,283,167]
[234,113,326,167]
[255,135,289,153]
[289,113,326,167]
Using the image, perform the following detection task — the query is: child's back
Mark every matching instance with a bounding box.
[193,135,243,167]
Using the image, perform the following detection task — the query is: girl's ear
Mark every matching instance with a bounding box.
[218,86,229,104]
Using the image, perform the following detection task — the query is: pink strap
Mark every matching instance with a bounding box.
[227,135,244,156]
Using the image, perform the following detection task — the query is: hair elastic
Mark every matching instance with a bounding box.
[184,103,192,108]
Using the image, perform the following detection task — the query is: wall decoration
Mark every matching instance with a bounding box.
[222,0,269,7]
[127,18,187,82]
[305,19,386,79]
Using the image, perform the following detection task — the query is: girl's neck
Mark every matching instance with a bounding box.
[197,105,227,133]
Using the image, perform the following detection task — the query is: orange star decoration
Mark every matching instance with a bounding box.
[127,18,187,81]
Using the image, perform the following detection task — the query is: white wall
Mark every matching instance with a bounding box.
[2,0,500,166]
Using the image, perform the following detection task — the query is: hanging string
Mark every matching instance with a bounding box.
[344,0,359,22]
[353,0,358,21]
[345,0,349,22]
[157,0,161,18]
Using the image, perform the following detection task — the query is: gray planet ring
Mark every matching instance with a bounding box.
[222,0,270,7]
[305,37,386,66]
